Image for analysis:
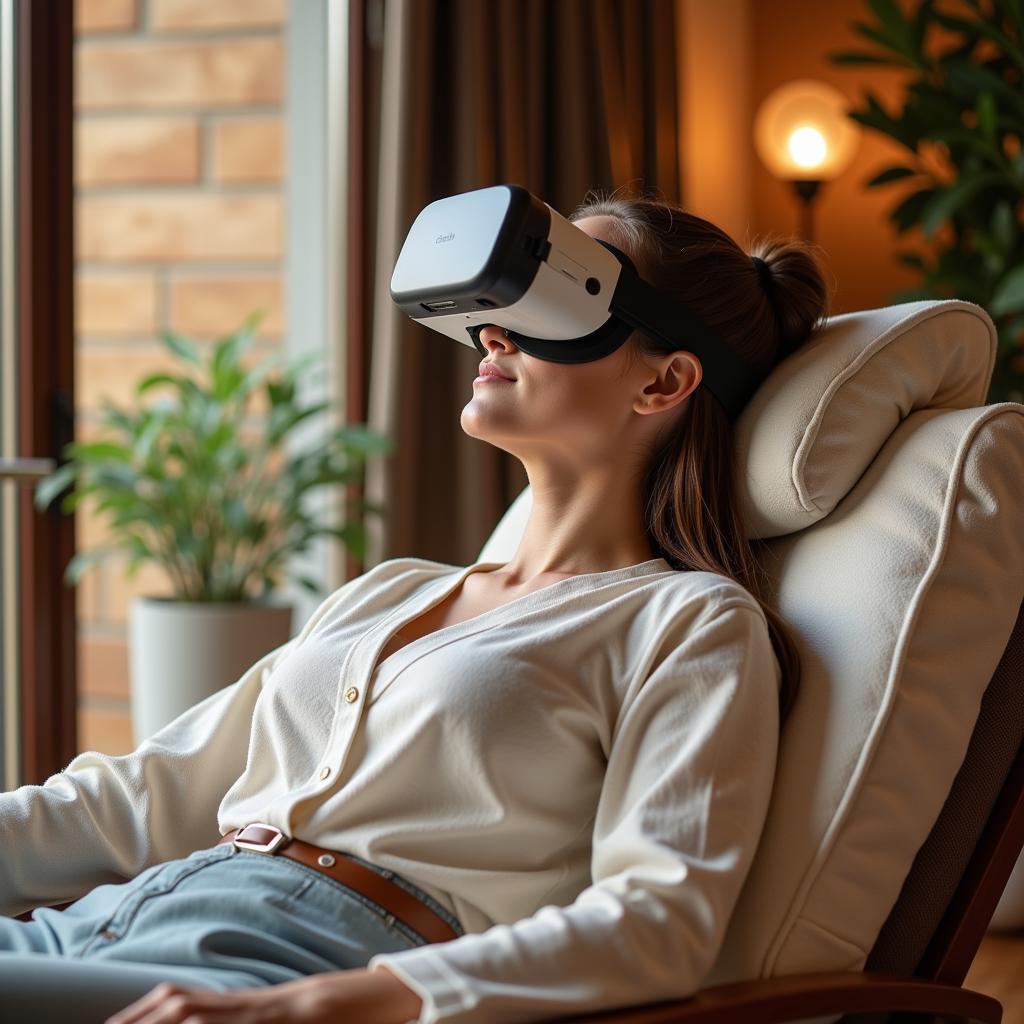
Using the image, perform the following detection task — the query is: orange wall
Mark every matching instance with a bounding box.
[680,0,929,316]
[749,0,924,314]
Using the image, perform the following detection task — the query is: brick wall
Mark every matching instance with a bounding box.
[74,0,287,755]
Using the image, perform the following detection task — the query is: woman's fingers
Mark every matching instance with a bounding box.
[105,981,182,1024]
[104,981,240,1024]
[104,974,335,1024]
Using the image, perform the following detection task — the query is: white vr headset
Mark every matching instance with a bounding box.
[390,183,765,421]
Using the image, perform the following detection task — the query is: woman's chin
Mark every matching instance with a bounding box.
[460,404,515,440]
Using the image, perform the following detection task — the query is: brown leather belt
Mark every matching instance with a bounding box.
[217,823,459,945]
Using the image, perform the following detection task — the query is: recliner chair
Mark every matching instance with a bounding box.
[14,299,1024,1023]
[473,298,1024,1023]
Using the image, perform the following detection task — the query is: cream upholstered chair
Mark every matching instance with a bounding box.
[12,301,1024,1021]
[477,299,1024,1024]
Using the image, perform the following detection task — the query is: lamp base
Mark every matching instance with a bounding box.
[789,179,823,242]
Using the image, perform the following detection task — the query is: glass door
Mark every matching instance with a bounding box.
[0,0,42,791]
[0,0,75,789]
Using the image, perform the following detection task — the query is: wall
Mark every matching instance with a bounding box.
[680,0,930,315]
[677,0,754,251]
[74,0,287,755]
[748,0,927,314]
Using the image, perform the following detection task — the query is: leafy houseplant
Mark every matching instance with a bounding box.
[827,0,1024,404]
[34,313,393,742]
[34,313,393,602]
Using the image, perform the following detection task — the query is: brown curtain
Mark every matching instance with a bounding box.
[359,0,683,569]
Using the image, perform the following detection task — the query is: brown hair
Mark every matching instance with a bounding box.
[569,187,834,725]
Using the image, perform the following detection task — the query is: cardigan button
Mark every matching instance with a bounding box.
[344,687,359,703]
[319,766,331,780]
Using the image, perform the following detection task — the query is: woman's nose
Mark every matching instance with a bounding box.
[478,324,513,350]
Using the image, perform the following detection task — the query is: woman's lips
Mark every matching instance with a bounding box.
[473,374,515,384]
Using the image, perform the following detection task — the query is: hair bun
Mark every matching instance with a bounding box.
[750,240,832,360]
[750,254,773,290]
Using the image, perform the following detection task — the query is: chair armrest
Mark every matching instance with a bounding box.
[545,971,1001,1024]
[0,922,1003,1024]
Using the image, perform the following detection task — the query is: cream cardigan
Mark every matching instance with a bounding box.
[0,556,780,1023]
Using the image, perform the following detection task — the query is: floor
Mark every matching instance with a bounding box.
[965,931,1024,1023]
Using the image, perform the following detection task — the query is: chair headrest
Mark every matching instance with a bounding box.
[736,299,996,539]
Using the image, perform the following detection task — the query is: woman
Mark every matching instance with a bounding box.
[0,190,831,1024]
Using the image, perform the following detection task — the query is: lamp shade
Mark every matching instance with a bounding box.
[754,79,860,181]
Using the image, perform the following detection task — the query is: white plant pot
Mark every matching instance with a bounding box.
[128,596,293,746]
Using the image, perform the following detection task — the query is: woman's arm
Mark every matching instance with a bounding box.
[110,598,779,1024]
[104,965,423,1024]
[364,601,782,1023]
[1,576,362,918]
[0,637,294,917]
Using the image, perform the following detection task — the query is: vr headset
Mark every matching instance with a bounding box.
[389,183,763,421]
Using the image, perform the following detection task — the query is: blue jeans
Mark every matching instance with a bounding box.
[0,841,464,1023]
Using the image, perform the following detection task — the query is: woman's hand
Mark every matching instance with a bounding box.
[104,965,424,1024]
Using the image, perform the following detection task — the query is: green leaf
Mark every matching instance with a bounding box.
[976,91,997,145]
[199,420,235,460]
[266,377,295,408]
[223,497,249,534]
[847,92,921,150]
[63,440,133,463]
[888,187,937,233]
[212,365,245,403]
[989,265,1024,317]
[266,401,331,446]
[919,173,1006,237]
[865,0,907,38]
[991,200,1016,253]
[865,164,918,187]
[33,463,78,512]
[238,351,287,399]
[136,372,181,396]
[946,63,1024,125]
[852,18,905,55]
[931,11,1024,75]
[995,0,1024,40]
[921,124,1002,164]
[134,410,169,464]
[64,545,118,586]
[910,0,936,52]
[829,50,907,66]
[59,485,96,515]
[211,324,256,400]
[88,466,140,502]
[860,0,921,64]
[95,493,141,516]
[895,250,928,270]
[335,423,395,455]
[99,400,139,436]
[159,329,201,367]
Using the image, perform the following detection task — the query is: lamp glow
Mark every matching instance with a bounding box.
[788,126,827,169]
[754,79,860,181]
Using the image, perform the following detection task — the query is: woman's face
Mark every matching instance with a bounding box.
[460,215,700,473]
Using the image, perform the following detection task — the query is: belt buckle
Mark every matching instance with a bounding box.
[232,822,289,855]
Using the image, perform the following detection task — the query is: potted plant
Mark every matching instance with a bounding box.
[827,0,1024,404]
[34,313,393,743]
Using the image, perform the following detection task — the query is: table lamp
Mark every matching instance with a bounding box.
[754,79,861,243]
